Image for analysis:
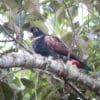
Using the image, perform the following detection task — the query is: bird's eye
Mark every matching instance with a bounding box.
[32,27,38,33]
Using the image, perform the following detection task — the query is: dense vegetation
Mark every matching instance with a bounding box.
[0,0,100,100]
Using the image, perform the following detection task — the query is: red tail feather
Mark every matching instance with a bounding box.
[70,59,83,68]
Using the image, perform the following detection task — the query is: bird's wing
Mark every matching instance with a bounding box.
[45,35,69,55]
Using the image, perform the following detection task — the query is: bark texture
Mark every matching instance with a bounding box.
[0,50,100,95]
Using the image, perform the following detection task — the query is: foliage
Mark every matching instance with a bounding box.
[0,0,100,100]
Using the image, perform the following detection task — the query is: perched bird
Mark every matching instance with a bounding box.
[29,27,92,71]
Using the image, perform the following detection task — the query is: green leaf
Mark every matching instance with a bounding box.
[0,81,14,100]
[24,38,31,46]
[21,78,34,88]
[12,77,22,88]
[0,46,4,49]
[15,10,27,26]
[1,0,19,9]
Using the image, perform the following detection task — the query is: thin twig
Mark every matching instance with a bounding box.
[62,0,76,52]
[67,81,89,100]
[33,68,88,100]
[0,69,24,81]
[35,71,39,100]
[63,0,76,35]
[0,48,16,56]
[32,68,64,85]
[61,1,89,99]
[0,25,34,54]
[0,40,14,42]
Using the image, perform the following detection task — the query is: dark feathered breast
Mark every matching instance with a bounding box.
[32,36,59,57]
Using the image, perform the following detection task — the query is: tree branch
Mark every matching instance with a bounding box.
[0,50,100,96]
[0,25,34,55]
[0,39,14,42]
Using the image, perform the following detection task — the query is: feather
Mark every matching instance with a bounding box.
[45,35,69,56]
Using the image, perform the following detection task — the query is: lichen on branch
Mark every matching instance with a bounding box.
[0,49,100,96]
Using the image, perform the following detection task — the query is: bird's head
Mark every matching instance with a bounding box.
[29,27,44,38]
